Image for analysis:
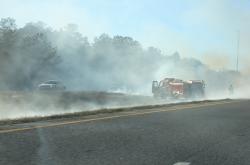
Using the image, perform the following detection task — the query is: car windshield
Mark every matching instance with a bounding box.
[0,1,249,165]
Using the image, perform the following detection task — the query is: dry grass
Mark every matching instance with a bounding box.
[0,96,232,125]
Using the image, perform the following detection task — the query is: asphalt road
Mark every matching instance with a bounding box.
[1,100,250,165]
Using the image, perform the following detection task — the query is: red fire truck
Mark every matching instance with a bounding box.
[152,78,205,99]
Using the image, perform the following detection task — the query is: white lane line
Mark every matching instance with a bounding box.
[173,162,190,165]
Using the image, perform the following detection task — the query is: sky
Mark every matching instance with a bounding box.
[1,0,250,70]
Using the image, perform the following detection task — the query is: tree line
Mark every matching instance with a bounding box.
[0,18,240,94]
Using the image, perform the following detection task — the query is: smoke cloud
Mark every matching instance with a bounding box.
[0,17,249,120]
[0,18,248,95]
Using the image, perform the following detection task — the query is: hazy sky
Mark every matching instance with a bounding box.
[1,0,250,70]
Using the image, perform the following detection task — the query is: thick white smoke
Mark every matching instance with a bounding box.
[0,17,249,120]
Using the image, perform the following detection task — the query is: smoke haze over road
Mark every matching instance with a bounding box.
[0,19,246,120]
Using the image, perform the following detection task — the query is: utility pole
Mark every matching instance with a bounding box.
[236,31,240,72]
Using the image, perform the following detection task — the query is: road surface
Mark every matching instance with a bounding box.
[0,100,250,165]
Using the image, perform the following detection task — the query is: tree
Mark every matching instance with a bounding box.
[0,18,61,90]
[14,33,60,89]
[0,17,17,32]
